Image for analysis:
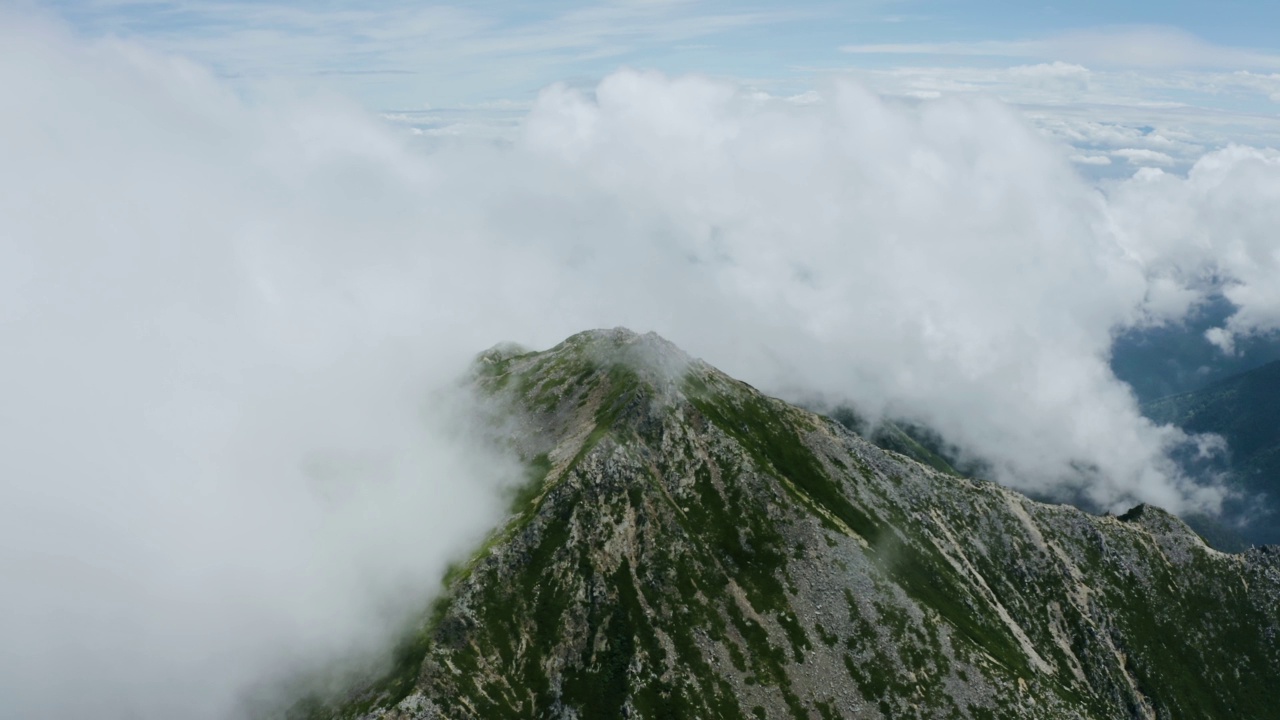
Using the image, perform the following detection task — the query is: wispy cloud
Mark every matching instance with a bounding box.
[841,26,1280,71]
[47,0,806,106]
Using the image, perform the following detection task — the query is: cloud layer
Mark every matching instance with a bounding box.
[1109,146,1280,351]
[3,14,1279,719]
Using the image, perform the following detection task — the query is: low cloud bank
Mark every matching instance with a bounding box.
[2,13,1277,719]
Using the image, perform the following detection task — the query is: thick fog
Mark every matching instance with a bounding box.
[3,13,1278,719]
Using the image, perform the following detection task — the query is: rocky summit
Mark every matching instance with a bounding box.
[295,328,1280,720]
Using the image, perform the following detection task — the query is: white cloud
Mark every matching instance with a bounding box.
[786,89,824,105]
[1009,61,1090,78]
[828,62,1280,170]
[1008,61,1091,92]
[6,16,1278,719]
[841,26,1280,71]
[833,28,1280,156]
[47,0,799,108]
[1229,70,1280,102]
[1205,326,1237,354]
[512,73,1230,518]
[0,18,521,720]
[1070,153,1112,165]
[1109,145,1280,346]
[1045,27,1280,70]
[1113,147,1177,165]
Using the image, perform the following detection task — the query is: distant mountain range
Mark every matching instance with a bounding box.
[1144,359,1280,546]
[283,329,1280,720]
[1111,296,1280,405]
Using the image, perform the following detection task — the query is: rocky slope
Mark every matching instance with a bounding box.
[296,328,1280,720]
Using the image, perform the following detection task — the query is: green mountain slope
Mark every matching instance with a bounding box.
[294,329,1280,720]
[1144,359,1280,544]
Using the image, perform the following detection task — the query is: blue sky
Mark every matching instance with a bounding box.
[34,0,1280,165]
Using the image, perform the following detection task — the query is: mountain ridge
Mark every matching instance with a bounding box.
[288,328,1280,720]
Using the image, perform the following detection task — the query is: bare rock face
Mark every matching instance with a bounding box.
[300,328,1280,720]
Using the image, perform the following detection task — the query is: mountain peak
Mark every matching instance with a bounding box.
[553,326,696,384]
[300,330,1280,720]
[470,328,709,489]
[475,327,698,405]
[1117,502,1202,540]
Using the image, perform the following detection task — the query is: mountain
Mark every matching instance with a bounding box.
[289,329,1280,720]
[823,408,967,479]
[1111,296,1280,404]
[1144,359,1280,546]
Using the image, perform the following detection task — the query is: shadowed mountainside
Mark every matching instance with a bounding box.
[1145,359,1280,546]
[1111,296,1280,404]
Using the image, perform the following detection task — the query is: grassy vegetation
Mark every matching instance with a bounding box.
[684,374,1033,682]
